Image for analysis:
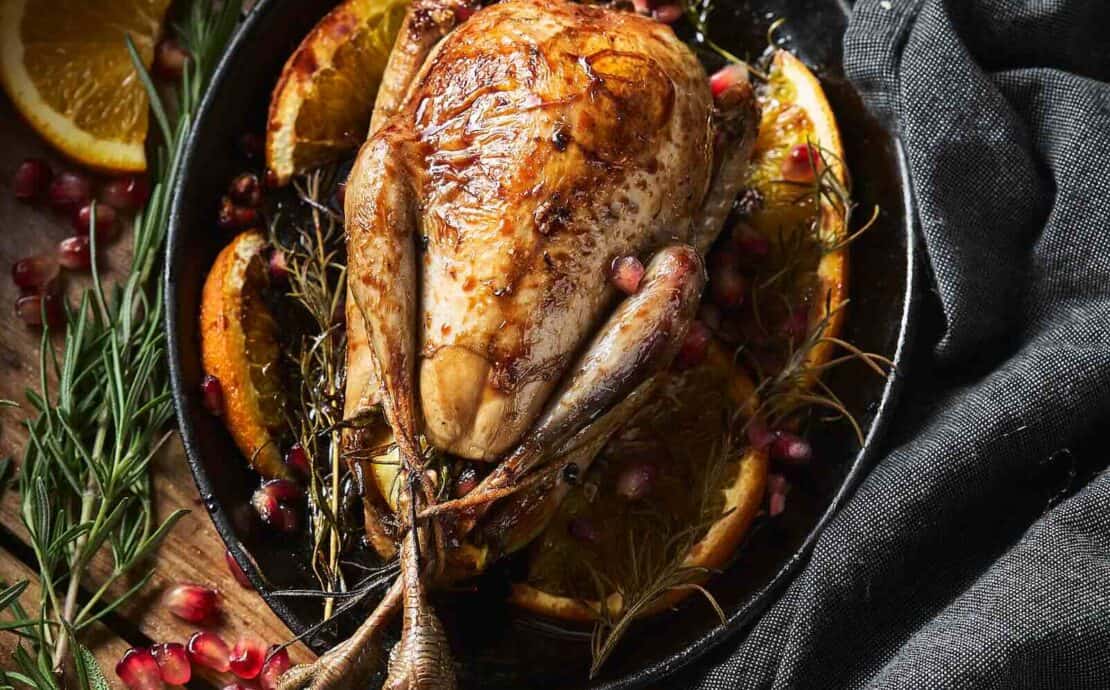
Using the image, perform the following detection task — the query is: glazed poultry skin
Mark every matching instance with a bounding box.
[282,1,758,687]
[347,0,720,462]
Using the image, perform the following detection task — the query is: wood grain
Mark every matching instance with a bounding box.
[0,92,315,684]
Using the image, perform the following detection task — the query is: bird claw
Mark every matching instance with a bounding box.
[275,578,405,690]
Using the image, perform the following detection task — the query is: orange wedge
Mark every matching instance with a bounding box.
[200,230,290,480]
[741,49,850,382]
[509,342,769,622]
[266,0,409,186]
[0,0,170,172]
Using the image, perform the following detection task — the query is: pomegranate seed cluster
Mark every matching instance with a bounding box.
[116,587,291,690]
[217,171,265,231]
[9,158,151,329]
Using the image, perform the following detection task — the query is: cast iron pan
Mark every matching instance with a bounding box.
[166,0,918,687]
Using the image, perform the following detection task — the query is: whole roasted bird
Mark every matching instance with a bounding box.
[280,0,758,687]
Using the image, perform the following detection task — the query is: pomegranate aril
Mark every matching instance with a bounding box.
[163,583,219,623]
[709,251,746,308]
[452,2,475,22]
[58,236,92,270]
[269,248,289,282]
[187,631,231,672]
[13,158,52,202]
[48,171,92,213]
[154,37,189,80]
[709,63,748,98]
[568,516,600,544]
[101,175,150,211]
[284,442,309,477]
[616,462,659,500]
[116,647,165,690]
[768,473,790,517]
[261,478,303,503]
[229,173,263,207]
[652,4,682,23]
[16,290,65,329]
[201,374,224,416]
[252,481,302,532]
[733,224,770,258]
[73,202,119,242]
[455,465,480,497]
[151,642,192,685]
[674,320,712,369]
[770,431,813,464]
[11,254,59,291]
[259,646,292,690]
[229,635,266,679]
[609,255,644,295]
[218,196,258,230]
[781,143,820,183]
[225,549,254,589]
[746,419,776,450]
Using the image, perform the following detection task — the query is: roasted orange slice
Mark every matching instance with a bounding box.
[737,49,851,388]
[266,0,408,186]
[0,0,171,171]
[509,342,768,622]
[200,230,289,479]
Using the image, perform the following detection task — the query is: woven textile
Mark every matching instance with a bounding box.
[683,1,1110,687]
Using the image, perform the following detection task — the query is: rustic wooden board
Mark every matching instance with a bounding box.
[0,92,316,686]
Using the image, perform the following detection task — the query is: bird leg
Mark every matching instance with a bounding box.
[276,576,404,690]
[479,377,660,556]
[420,244,706,534]
[383,492,457,690]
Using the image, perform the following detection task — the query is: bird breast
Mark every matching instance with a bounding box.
[405,0,715,460]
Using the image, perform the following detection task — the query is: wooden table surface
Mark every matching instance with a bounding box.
[0,93,316,687]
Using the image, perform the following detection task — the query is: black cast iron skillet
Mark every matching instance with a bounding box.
[166,0,918,687]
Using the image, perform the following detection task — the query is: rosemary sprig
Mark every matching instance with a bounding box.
[741,144,889,439]
[588,427,734,676]
[0,2,237,686]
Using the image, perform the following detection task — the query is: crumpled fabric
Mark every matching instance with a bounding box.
[685,0,1110,687]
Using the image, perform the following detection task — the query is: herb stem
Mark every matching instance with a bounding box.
[49,478,95,671]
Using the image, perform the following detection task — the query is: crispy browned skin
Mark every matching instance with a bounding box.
[293,2,760,689]
[347,0,717,463]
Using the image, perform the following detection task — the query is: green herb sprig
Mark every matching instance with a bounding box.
[0,3,237,686]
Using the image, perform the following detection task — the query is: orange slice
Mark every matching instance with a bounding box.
[740,49,850,384]
[200,230,290,479]
[266,0,409,186]
[0,0,170,172]
[509,343,769,622]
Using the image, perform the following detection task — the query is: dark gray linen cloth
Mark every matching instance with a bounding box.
[683,0,1110,687]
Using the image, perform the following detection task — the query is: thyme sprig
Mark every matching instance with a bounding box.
[0,3,237,686]
[272,168,351,619]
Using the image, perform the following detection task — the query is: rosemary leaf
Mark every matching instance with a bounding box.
[0,1,238,685]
